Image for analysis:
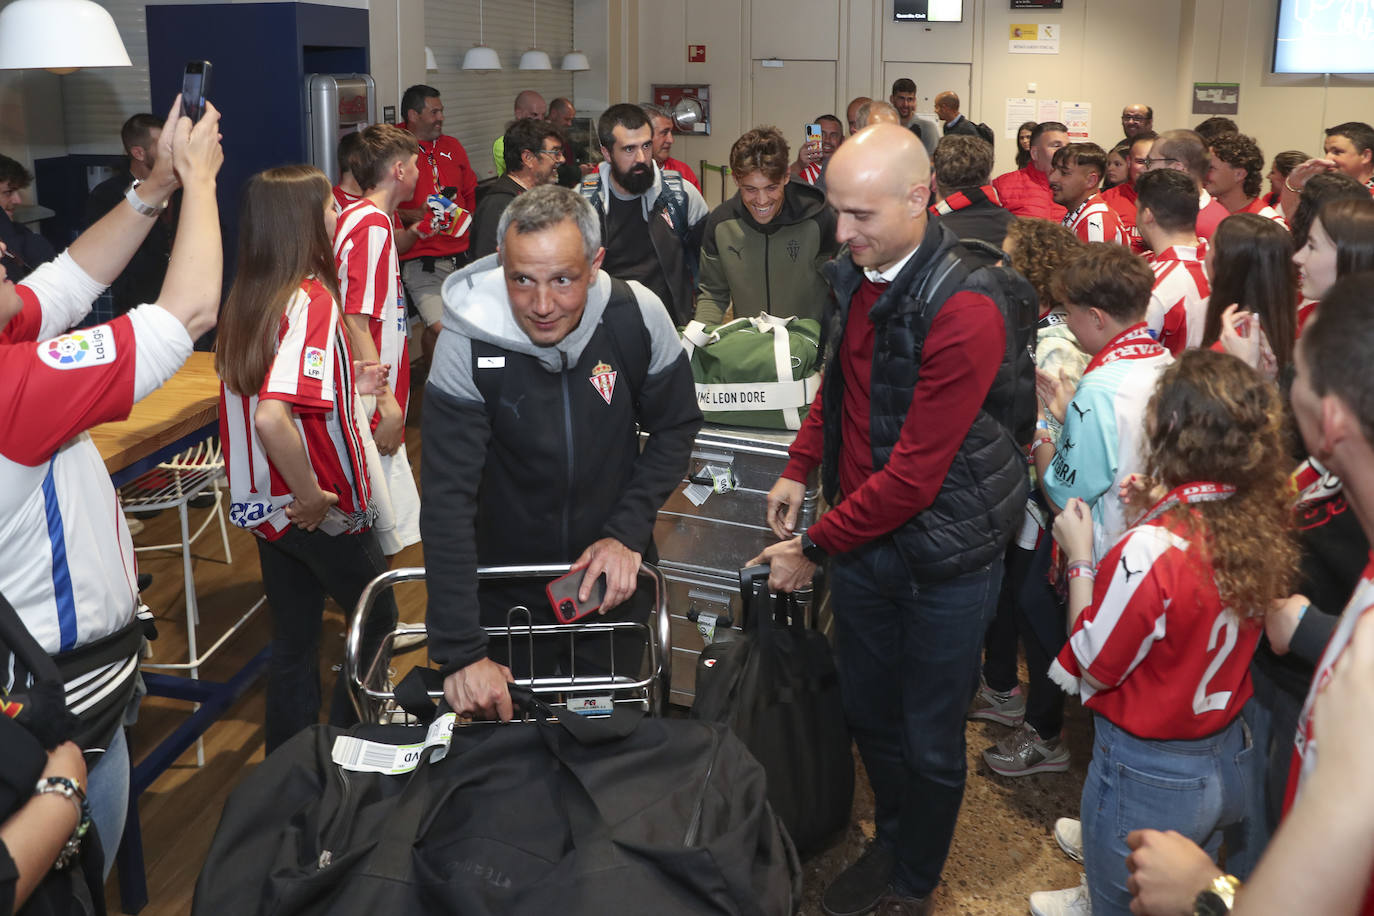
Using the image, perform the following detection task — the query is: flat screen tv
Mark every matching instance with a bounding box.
[894,0,963,23]
[1274,0,1374,74]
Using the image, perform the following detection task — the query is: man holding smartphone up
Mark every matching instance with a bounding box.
[421,185,701,721]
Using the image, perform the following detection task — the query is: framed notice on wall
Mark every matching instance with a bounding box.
[1011,0,1063,7]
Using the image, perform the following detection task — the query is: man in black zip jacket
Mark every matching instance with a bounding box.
[421,184,701,721]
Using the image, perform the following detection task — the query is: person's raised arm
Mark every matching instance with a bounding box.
[152,102,224,340]
[66,98,185,285]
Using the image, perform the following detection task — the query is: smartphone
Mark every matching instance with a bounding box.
[546,569,608,624]
[180,60,212,123]
[805,122,822,149]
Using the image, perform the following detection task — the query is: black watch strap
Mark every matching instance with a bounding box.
[800,531,827,563]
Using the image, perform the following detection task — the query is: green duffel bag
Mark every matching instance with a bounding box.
[680,315,822,430]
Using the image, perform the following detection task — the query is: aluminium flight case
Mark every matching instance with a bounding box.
[646,423,831,706]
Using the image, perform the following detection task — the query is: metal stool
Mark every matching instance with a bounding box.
[120,438,255,765]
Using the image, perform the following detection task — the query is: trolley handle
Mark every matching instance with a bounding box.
[345,563,672,718]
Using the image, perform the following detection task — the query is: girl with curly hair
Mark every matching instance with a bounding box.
[1036,349,1298,916]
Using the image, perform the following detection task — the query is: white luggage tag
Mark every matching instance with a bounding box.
[330,712,457,774]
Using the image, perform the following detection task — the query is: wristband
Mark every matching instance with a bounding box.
[1066,560,1095,581]
[1284,176,1302,194]
[125,179,167,216]
[34,776,91,869]
[1036,419,1050,431]
[1032,436,1054,453]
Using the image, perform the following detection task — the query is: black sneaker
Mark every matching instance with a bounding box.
[822,842,895,916]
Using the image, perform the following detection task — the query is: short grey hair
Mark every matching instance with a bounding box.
[640,103,671,124]
[496,184,602,263]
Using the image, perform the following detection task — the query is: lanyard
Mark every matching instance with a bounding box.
[1138,482,1237,526]
[1085,323,1166,373]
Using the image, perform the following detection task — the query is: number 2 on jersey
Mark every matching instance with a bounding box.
[1193,612,1239,716]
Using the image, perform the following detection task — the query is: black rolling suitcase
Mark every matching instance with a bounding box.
[193,676,800,915]
[691,566,854,858]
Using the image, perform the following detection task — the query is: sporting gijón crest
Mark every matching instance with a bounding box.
[589,360,617,404]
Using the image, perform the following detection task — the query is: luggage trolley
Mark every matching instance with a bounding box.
[345,564,673,724]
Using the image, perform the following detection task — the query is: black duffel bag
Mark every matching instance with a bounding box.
[193,675,800,915]
[691,566,854,858]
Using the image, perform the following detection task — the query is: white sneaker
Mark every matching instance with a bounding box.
[1029,875,1090,916]
[1054,817,1084,863]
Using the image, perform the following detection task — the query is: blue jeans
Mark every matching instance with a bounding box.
[830,541,1003,897]
[1081,714,1251,916]
[87,724,129,878]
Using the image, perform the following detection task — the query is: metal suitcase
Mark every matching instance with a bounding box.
[647,423,829,706]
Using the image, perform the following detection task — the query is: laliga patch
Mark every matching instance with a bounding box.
[39,326,116,370]
[303,347,326,380]
[589,360,617,405]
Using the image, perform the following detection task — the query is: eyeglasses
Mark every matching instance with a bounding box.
[535,148,566,160]
[1142,157,1179,168]
[1122,114,1151,122]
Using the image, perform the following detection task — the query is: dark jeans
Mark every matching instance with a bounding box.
[256,526,398,753]
[1229,661,1303,877]
[982,532,1067,738]
[830,540,1003,898]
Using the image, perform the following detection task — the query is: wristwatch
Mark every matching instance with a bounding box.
[1193,874,1241,916]
[125,179,167,216]
[799,530,828,564]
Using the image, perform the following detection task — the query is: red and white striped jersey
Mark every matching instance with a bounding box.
[1050,496,1259,740]
[1102,183,1147,255]
[219,277,374,541]
[1239,196,1288,227]
[1196,190,1230,242]
[1146,245,1210,355]
[799,162,823,186]
[333,197,412,419]
[1063,193,1127,245]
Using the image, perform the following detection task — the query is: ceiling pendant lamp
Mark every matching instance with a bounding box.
[519,0,552,70]
[561,50,590,71]
[462,0,502,71]
[0,0,132,73]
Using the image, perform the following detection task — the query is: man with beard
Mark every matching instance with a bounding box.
[83,114,172,318]
[578,104,708,324]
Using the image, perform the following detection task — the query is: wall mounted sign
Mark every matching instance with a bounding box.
[1192,82,1240,115]
[1009,23,1059,53]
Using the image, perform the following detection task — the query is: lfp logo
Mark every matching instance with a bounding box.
[47,334,90,364]
[38,326,114,370]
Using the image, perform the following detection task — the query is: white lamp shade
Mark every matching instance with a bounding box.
[561,50,590,71]
[518,49,552,70]
[0,0,132,71]
[462,44,502,71]
[424,46,437,71]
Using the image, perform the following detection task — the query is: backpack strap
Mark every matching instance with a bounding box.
[654,171,691,246]
[598,277,652,404]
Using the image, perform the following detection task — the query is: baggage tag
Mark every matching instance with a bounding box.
[696,610,719,643]
[329,711,457,774]
[568,694,615,716]
[684,464,736,506]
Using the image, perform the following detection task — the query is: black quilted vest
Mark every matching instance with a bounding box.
[820,217,1028,582]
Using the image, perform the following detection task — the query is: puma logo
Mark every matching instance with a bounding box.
[1070,402,1091,421]
[727,245,743,259]
[500,393,526,419]
[1120,554,1144,584]
[439,151,453,160]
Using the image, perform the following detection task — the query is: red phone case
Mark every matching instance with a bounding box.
[546,570,607,624]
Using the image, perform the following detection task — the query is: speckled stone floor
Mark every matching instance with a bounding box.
[798,686,1094,915]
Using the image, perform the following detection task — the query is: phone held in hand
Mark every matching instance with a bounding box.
[181,60,212,122]
[805,122,822,151]
[546,569,608,624]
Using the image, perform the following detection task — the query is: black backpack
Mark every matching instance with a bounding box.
[923,238,1039,448]
[974,121,996,147]
[690,567,853,859]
